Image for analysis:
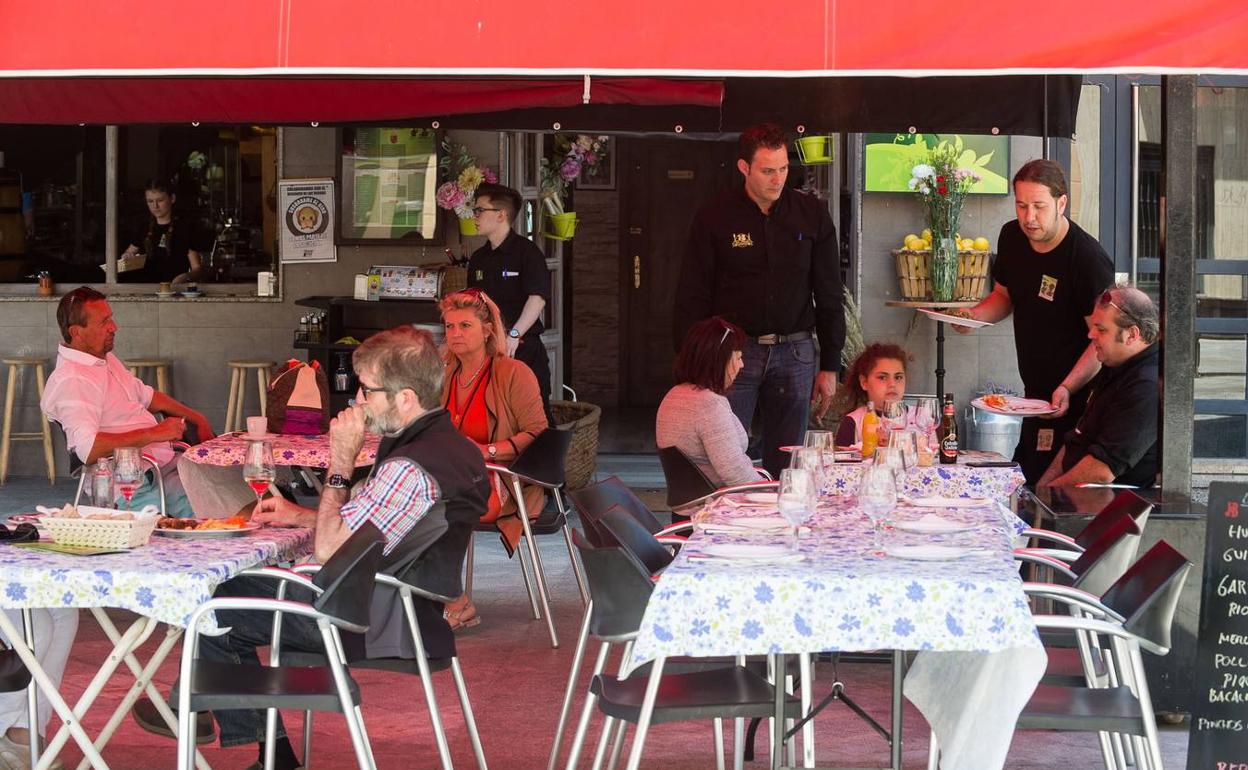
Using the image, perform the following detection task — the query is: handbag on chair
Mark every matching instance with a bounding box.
[266,360,330,435]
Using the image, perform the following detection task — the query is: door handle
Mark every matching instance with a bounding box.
[633,256,641,289]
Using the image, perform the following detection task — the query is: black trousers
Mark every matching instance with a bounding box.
[514,333,556,426]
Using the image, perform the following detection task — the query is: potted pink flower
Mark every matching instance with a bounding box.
[436,139,497,236]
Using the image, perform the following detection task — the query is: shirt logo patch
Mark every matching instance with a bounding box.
[474,270,484,280]
[1038,275,1058,302]
[1036,428,1054,452]
[731,233,754,249]
[502,270,520,278]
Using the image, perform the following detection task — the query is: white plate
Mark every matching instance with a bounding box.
[706,516,789,532]
[903,496,992,509]
[916,308,993,328]
[971,396,1057,416]
[155,292,175,298]
[893,514,977,534]
[884,544,985,561]
[153,523,262,538]
[743,492,778,505]
[690,543,803,563]
[180,291,202,298]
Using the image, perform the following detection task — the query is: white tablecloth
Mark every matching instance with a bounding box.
[631,494,1044,770]
[0,528,313,631]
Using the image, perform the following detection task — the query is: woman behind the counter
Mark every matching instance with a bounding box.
[120,179,211,284]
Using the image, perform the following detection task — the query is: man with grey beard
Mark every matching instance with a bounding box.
[132,326,489,770]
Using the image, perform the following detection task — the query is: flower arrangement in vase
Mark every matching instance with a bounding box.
[436,139,498,236]
[910,146,979,301]
[539,134,610,240]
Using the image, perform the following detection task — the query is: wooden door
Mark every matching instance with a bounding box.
[621,138,739,406]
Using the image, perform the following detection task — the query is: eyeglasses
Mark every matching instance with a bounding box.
[357,383,392,399]
[1098,290,1143,329]
[0,522,38,544]
[471,206,502,216]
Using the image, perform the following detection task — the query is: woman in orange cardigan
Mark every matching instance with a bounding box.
[439,288,549,630]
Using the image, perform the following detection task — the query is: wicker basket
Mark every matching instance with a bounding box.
[550,400,601,491]
[439,265,468,297]
[892,249,993,302]
[44,508,160,548]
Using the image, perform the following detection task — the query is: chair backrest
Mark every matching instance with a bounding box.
[1076,491,1153,549]
[597,505,674,575]
[312,522,387,629]
[571,528,655,639]
[1099,540,1193,653]
[570,476,664,543]
[658,446,717,509]
[385,517,473,602]
[508,428,573,488]
[1069,511,1142,596]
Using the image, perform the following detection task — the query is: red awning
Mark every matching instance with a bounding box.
[0,77,722,125]
[2,0,1247,75]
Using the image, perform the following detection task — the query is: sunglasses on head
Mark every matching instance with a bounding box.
[1098,290,1143,329]
[0,522,38,544]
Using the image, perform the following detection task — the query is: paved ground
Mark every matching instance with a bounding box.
[0,476,1191,769]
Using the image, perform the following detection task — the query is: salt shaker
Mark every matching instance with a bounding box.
[92,457,114,508]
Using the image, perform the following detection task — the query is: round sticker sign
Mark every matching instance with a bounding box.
[286,196,329,236]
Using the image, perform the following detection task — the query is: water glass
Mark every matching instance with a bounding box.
[858,465,897,552]
[777,468,817,551]
[113,447,143,511]
[874,446,908,492]
[803,430,834,451]
[790,447,827,498]
[888,429,920,470]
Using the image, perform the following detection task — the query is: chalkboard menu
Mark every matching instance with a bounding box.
[1187,481,1248,768]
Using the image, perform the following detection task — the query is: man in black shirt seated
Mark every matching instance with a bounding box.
[1038,285,1159,488]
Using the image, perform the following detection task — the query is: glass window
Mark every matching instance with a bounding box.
[337,127,440,243]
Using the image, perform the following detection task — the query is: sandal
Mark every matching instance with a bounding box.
[445,598,481,632]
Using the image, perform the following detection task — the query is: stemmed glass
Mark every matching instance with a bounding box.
[879,400,907,440]
[887,429,920,470]
[874,445,908,492]
[804,430,834,451]
[858,464,897,553]
[113,447,143,511]
[243,440,276,509]
[777,468,817,552]
[914,397,940,448]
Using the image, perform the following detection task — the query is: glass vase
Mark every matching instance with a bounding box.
[930,236,958,302]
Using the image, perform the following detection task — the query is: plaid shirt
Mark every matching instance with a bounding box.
[340,458,439,554]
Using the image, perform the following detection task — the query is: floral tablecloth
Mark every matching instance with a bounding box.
[631,495,1044,770]
[184,432,380,469]
[822,450,1025,501]
[0,527,312,631]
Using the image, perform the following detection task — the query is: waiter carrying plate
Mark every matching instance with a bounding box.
[952,159,1114,485]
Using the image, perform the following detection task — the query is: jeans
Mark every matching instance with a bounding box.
[196,576,326,748]
[726,338,817,479]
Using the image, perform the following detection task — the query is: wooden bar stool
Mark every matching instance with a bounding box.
[126,359,172,395]
[224,360,274,433]
[0,357,56,484]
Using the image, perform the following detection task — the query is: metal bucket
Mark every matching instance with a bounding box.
[964,404,1023,458]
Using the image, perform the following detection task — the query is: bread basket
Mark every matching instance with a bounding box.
[43,505,161,549]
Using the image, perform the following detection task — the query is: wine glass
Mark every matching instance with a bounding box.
[879,400,907,439]
[113,447,143,511]
[777,468,816,552]
[858,464,897,553]
[803,430,834,451]
[243,440,276,510]
[874,445,908,492]
[914,398,940,448]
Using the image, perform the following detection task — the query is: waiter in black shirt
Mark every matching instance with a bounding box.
[954,160,1114,484]
[466,183,553,421]
[674,123,845,478]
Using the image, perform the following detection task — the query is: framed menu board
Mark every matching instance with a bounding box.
[337,127,443,244]
[1187,481,1248,768]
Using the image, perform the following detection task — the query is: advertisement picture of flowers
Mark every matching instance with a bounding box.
[864,133,1009,194]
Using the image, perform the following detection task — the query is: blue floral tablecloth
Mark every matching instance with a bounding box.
[822,450,1025,501]
[0,528,313,631]
[632,495,1037,666]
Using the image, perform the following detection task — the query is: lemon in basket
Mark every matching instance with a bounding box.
[973,236,991,251]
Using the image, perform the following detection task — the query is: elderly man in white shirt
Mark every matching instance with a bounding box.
[41,287,256,520]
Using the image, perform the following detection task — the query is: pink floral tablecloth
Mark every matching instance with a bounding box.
[184,432,380,468]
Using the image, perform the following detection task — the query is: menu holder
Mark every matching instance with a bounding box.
[1187,481,1248,767]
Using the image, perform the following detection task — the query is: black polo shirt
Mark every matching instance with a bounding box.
[674,185,845,371]
[1061,343,1159,487]
[467,231,549,338]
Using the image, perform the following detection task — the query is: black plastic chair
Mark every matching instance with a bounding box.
[470,427,586,649]
[595,505,675,575]
[993,541,1193,770]
[555,529,801,770]
[285,525,487,770]
[569,475,692,547]
[1015,508,1143,596]
[175,523,386,770]
[658,446,776,514]
[1020,490,1153,553]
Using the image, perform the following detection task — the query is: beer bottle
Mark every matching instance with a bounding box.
[861,401,879,458]
[939,393,959,464]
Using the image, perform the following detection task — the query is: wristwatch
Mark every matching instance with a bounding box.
[326,473,350,490]
[487,444,498,460]
[508,328,521,339]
